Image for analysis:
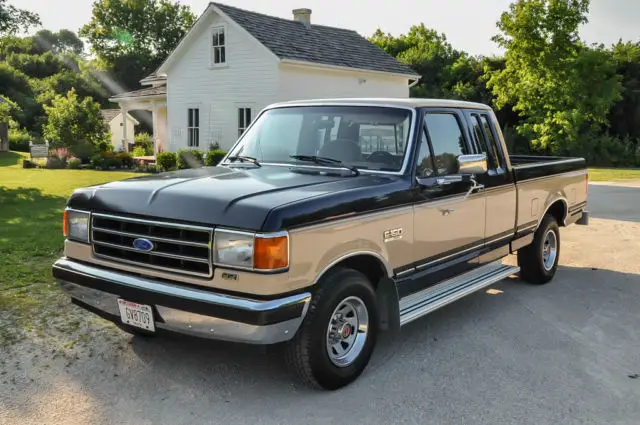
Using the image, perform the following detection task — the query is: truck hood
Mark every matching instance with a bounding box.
[67,166,413,231]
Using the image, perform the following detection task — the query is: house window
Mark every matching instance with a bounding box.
[187,108,199,147]
[212,26,226,65]
[238,108,252,136]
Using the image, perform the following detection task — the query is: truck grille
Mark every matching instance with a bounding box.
[91,213,213,278]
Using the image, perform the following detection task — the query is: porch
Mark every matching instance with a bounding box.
[108,84,167,155]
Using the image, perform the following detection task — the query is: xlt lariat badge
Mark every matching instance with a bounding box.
[383,228,403,243]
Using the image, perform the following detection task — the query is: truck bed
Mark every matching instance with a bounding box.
[510,155,586,182]
[509,155,588,232]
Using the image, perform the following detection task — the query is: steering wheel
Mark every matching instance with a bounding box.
[319,138,362,161]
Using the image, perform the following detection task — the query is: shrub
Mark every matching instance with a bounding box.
[8,128,32,152]
[68,159,82,169]
[115,152,134,168]
[90,153,103,168]
[204,149,227,166]
[177,149,204,169]
[134,132,154,155]
[134,132,152,145]
[156,152,177,171]
[68,140,98,162]
[45,155,67,169]
[145,164,158,173]
[132,146,147,157]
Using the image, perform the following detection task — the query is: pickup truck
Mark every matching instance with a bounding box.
[52,98,589,390]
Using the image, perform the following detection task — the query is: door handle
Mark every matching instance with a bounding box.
[436,175,463,185]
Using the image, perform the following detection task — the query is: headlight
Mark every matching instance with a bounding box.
[63,209,90,243]
[213,229,289,271]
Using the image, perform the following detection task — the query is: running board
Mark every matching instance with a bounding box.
[399,261,520,326]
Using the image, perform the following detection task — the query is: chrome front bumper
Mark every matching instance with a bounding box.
[52,258,311,345]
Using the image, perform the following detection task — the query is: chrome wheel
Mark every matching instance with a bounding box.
[542,229,558,271]
[326,296,369,367]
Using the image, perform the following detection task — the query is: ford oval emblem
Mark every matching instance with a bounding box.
[132,238,154,252]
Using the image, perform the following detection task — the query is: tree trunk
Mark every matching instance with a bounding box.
[0,123,8,152]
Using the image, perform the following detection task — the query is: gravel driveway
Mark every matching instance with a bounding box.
[1,181,639,425]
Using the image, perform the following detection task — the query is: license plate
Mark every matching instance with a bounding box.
[117,299,155,332]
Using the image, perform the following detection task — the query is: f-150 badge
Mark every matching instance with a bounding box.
[383,228,403,242]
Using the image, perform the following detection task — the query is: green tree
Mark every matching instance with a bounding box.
[487,0,622,153]
[42,88,109,156]
[0,0,40,35]
[79,0,196,90]
[0,62,37,127]
[370,25,464,98]
[369,25,496,105]
[608,41,640,155]
[34,29,84,55]
[5,51,66,79]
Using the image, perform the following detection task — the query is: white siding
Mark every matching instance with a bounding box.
[165,12,279,152]
[108,114,137,151]
[277,64,410,102]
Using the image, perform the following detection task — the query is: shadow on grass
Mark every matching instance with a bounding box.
[0,151,25,167]
[0,186,67,290]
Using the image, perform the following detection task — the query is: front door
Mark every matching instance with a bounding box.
[402,110,486,297]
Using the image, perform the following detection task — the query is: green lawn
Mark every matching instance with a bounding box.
[587,167,640,182]
[0,151,146,347]
[0,151,143,291]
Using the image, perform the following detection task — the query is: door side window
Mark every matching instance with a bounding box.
[424,113,466,175]
[416,128,436,178]
[470,113,499,169]
[479,114,504,170]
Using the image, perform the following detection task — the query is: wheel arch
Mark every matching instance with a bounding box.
[312,252,399,333]
[312,251,392,287]
[540,198,568,228]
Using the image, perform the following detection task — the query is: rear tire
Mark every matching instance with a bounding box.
[518,214,560,284]
[285,267,379,390]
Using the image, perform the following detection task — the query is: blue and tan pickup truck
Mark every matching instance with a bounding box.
[53,98,589,390]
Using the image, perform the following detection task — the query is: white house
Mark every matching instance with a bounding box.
[100,109,139,151]
[109,3,419,154]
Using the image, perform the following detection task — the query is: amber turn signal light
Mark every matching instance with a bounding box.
[253,235,288,270]
[62,210,68,237]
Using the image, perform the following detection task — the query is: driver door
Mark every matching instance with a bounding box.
[410,110,486,290]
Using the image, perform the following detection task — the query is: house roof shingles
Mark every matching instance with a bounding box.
[110,85,167,100]
[213,3,419,77]
[100,109,121,123]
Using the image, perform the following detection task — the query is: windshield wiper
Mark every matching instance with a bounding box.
[227,155,261,167]
[289,155,360,176]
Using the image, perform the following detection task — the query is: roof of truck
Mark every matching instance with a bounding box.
[266,98,493,110]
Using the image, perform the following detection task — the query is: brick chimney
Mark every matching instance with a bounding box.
[292,8,312,27]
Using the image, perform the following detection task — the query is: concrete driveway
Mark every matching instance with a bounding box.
[1,182,639,425]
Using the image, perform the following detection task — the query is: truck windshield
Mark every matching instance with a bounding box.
[225,105,413,172]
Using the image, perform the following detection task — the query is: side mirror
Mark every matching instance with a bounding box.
[458,153,488,175]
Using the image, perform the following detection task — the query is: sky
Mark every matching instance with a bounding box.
[17,0,640,56]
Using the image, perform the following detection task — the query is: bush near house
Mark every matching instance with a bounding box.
[156,152,177,171]
[133,132,154,156]
[204,149,227,166]
[177,149,204,169]
[132,146,147,157]
[89,151,134,169]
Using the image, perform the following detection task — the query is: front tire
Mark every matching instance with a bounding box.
[518,214,560,284]
[285,267,379,390]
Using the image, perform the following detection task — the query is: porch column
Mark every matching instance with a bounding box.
[120,105,128,152]
[151,103,158,155]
